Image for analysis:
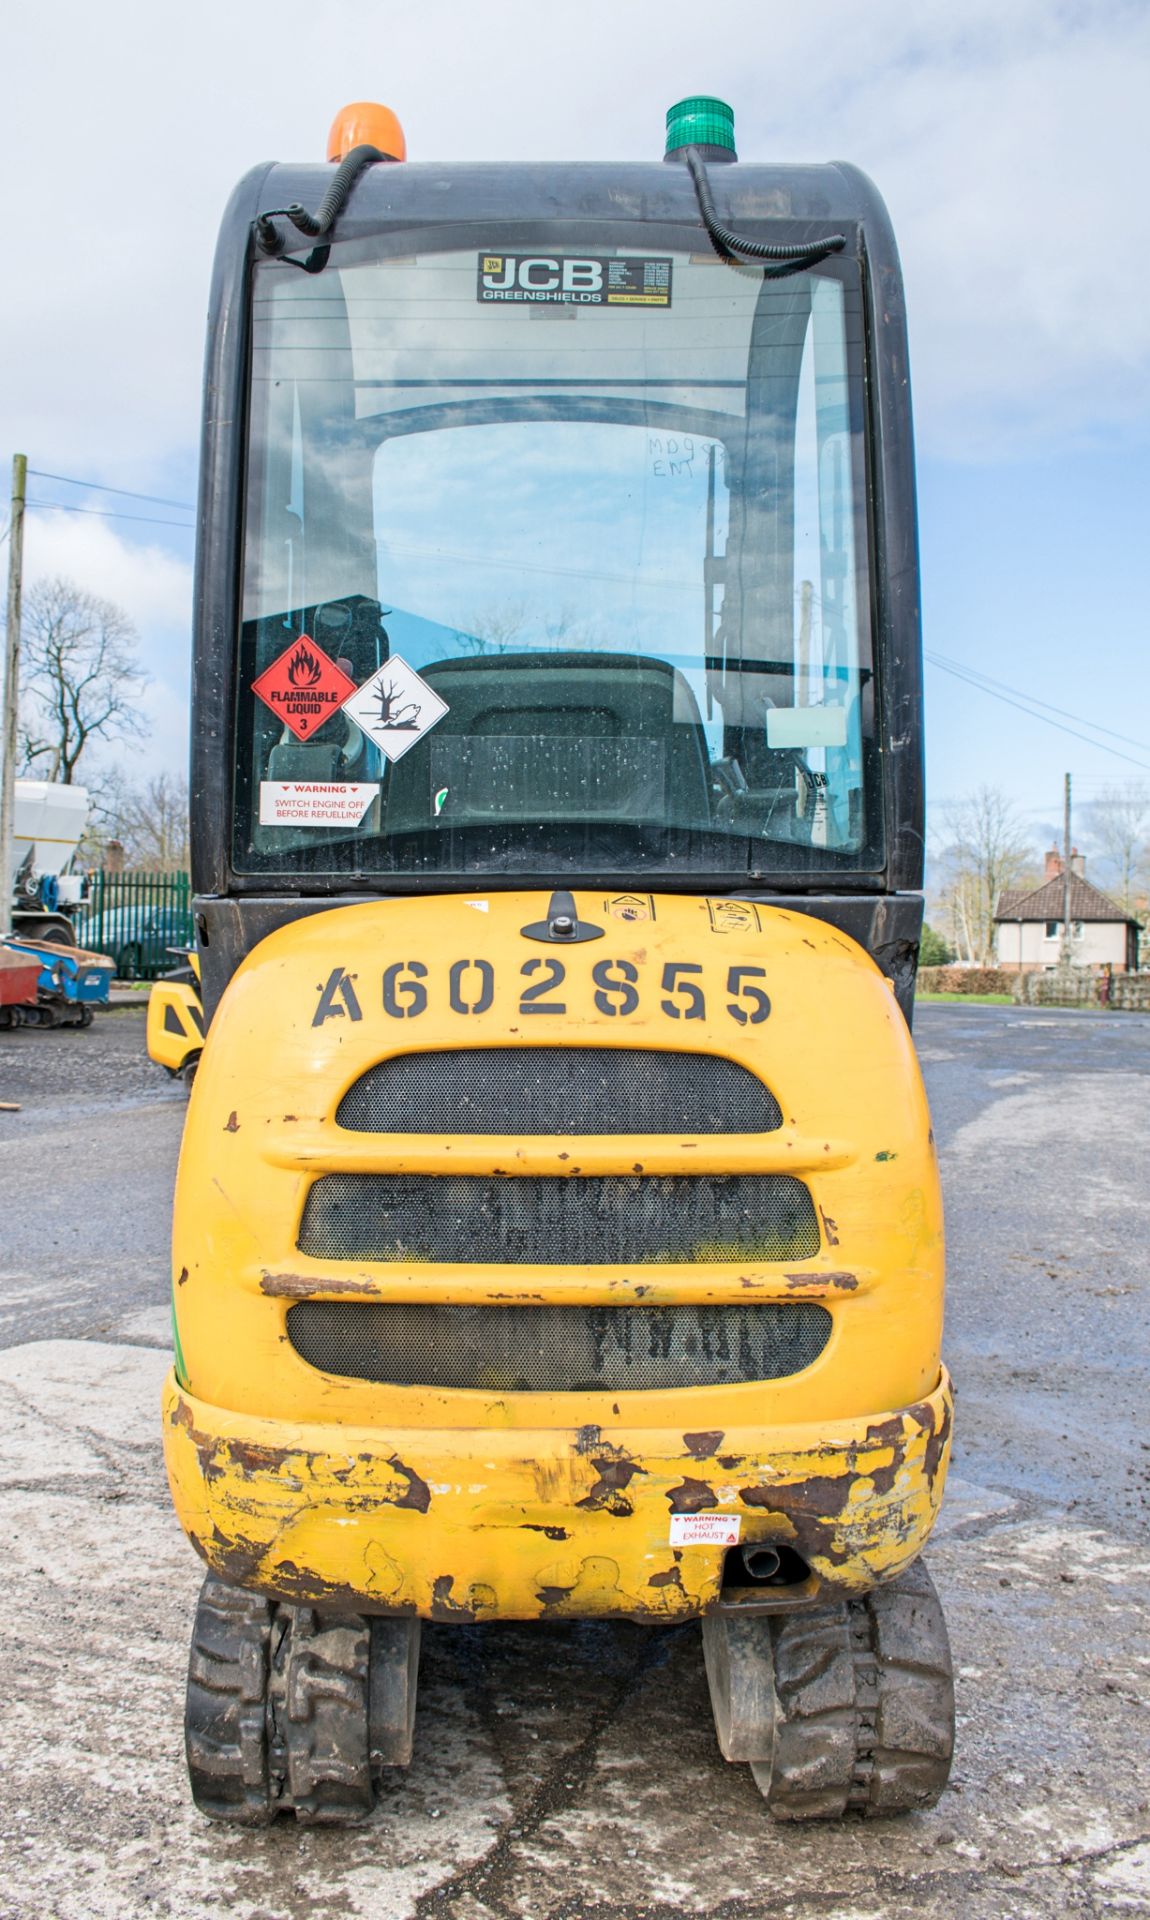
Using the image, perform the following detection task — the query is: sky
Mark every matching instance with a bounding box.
[2,0,1148,864]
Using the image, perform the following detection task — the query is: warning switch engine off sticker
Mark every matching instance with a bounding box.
[252,637,357,741]
[259,782,378,828]
[477,254,672,307]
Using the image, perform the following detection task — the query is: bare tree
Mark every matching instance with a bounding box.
[455,601,529,656]
[18,576,149,783]
[83,768,189,871]
[934,786,1037,964]
[1084,784,1150,915]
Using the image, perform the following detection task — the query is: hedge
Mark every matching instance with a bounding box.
[916,966,1014,996]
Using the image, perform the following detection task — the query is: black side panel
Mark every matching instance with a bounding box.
[191,164,273,902]
[831,164,925,895]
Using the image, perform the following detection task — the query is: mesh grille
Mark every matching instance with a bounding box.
[297,1173,819,1265]
[286,1300,832,1391]
[337,1048,782,1135]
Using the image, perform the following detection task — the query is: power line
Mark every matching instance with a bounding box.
[28,469,194,512]
[927,648,1150,755]
[26,499,194,532]
[924,652,1150,774]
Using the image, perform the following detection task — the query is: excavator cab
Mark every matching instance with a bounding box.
[164,97,954,1826]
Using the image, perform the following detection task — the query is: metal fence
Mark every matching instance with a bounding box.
[79,870,194,981]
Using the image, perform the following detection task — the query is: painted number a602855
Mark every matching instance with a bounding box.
[335,955,772,1026]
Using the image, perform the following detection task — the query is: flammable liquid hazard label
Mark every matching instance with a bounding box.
[251,637,357,741]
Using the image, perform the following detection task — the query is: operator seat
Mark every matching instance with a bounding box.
[383,651,711,833]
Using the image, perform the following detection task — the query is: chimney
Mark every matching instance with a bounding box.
[1044,846,1062,881]
[1071,847,1085,877]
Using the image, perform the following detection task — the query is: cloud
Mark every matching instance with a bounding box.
[4,0,1147,481]
[23,512,191,653]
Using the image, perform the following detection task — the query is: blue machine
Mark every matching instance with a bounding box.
[3,936,114,1027]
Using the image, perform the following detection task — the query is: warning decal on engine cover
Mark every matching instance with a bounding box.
[669,1513,742,1547]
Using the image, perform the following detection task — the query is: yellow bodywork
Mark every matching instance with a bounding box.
[164,891,950,1621]
[146,951,203,1076]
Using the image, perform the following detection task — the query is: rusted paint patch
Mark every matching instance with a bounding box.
[647,1566,685,1591]
[176,1266,189,1287]
[382,1457,432,1513]
[741,1473,856,1522]
[258,1554,419,1614]
[682,1430,724,1460]
[218,1437,300,1481]
[577,1452,642,1517]
[875,1150,898,1162]
[860,1413,904,1456]
[666,1477,718,1514]
[522,1523,569,1541]
[920,1396,952,1487]
[819,1206,840,1246]
[430,1574,477,1622]
[260,1269,382,1299]
[223,1111,239,1133]
[784,1270,858,1291]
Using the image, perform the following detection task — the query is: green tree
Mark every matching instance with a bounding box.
[919,923,954,966]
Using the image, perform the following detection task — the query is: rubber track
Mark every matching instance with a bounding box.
[185,1578,376,1825]
[272,1606,374,1824]
[753,1560,954,1820]
[185,1576,276,1825]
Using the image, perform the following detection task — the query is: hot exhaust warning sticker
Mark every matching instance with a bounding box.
[477,253,672,307]
[669,1514,742,1547]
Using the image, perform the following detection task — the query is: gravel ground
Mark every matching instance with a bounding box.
[0,1004,1146,1920]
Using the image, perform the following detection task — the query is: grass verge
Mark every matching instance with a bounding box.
[915,992,1015,1006]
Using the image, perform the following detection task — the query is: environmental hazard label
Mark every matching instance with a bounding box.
[669,1513,742,1547]
[341,656,449,764]
[251,637,357,741]
[258,782,378,828]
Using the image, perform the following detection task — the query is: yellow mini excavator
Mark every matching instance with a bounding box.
[164,96,954,1825]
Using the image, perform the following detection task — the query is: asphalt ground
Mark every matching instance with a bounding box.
[0,1004,1147,1920]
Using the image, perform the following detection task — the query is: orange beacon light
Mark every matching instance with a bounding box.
[327,102,406,162]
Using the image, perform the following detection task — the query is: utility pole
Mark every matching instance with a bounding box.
[1060,770,1072,965]
[0,453,27,939]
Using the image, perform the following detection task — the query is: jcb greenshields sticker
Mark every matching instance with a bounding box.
[477,253,672,307]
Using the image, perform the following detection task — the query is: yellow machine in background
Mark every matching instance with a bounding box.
[166,97,956,1827]
[146,950,203,1084]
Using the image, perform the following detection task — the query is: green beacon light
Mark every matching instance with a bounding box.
[664,96,737,163]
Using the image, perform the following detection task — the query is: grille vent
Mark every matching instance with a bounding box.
[286,1300,832,1392]
[336,1047,782,1135]
[297,1172,819,1265]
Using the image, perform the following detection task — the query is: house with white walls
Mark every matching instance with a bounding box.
[995,848,1140,973]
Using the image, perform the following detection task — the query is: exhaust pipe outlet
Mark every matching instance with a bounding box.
[741,1544,781,1582]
